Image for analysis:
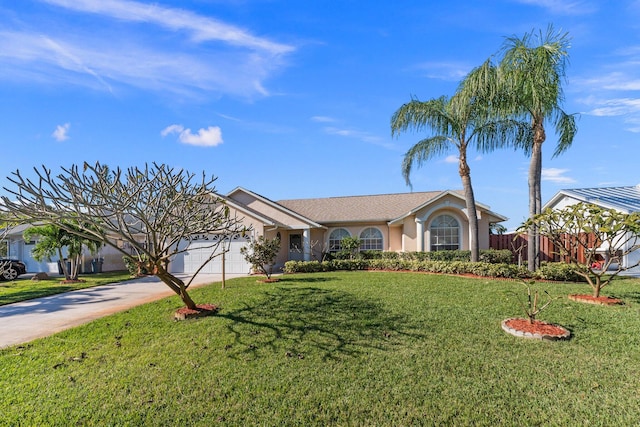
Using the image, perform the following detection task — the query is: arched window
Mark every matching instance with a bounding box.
[430,214,460,251]
[328,228,350,252]
[360,227,383,251]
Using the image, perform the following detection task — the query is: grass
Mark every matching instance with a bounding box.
[2,271,640,425]
[0,271,133,306]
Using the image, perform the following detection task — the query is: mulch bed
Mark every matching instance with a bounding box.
[174,303,219,321]
[568,294,624,306]
[501,317,571,341]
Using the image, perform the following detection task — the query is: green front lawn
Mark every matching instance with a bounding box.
[0,271,133,306]
[2,272,640,425]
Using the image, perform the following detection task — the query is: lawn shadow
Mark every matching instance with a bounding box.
[274,276,334,284]
[618,291,640,304]
[218,286,425,361]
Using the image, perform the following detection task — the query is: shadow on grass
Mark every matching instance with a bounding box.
[218,286,425,361]
[618,291,640,304]
[274,276,334,284]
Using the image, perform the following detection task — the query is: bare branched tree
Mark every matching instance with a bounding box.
[1,162,247,309]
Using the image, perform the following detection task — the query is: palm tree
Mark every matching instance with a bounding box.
[391,88,528,262]
[24,222,101,280]
[496,26,578,270]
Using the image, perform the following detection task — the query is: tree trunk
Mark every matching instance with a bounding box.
[459,152,479,262]
[527,120,545,271]
[58,248,71,280]
[155,266,197,309]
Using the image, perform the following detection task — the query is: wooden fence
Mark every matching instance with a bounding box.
[489,233,599,265]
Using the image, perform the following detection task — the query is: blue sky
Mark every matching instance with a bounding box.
[0,0,639,230]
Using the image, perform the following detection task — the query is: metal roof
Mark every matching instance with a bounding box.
[559,185,640,213]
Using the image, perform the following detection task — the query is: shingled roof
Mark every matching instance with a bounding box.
[277,191,457,223]
[549,185,640,213]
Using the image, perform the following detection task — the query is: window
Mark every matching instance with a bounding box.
[328,228,350,252]
[360,227,383,251]
[430,214,459,251]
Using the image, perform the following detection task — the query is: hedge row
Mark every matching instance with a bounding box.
[342,249,513,264]
[283,259,585,282]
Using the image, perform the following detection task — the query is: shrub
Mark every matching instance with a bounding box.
[533,262,585,282]
[282,257,579,282]
[123,254,150,276]
[283,260,330,273]
[478,249,513,264]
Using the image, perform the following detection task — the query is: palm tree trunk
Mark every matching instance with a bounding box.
[459,154,479,262]
[528,120,545,271]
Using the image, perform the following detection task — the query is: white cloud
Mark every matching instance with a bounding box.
[311,116,336,123]
[323,126,397,150]
[40,0,293,55]
[160,124,184,137]
[0,0,295,98]
[414,61,470,81]
[443,155,458,163]
[161,124,223,147]
[52,123,70,141]
[541,168,576,184]
[512,0,597,15]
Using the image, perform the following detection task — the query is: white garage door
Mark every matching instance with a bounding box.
[183,236,252,275]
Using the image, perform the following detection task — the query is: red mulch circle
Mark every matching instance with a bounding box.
[60,279,86,284]
[502,318,570,341]
[568,294,623,306]
[256,278,280,283]
[174,303,219,321]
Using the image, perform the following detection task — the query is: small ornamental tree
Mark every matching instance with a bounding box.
[241,235,280,279]
[2,162,246,310]
[518,203,640,297]
[339,236,362,260]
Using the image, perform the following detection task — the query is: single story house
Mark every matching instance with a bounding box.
[5,187,507,275]
[544,184,640,274]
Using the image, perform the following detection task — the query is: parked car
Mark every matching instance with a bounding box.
[0,258,27,280]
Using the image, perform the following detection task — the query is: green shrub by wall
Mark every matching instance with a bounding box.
[283,258,581,282]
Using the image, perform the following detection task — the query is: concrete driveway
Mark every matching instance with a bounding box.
[0,273,244,349]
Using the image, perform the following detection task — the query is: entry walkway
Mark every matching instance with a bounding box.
[0,273,243,349]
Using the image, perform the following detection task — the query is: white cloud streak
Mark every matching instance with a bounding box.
[512,0,597,15]
[40,0,293,55]
[52,123,70,141]
[414,61,470,81]
[541,168,576,184]
[323,126,397,150]
[161,124,223,147]
[0,0,295,98]
[443,155,458,164]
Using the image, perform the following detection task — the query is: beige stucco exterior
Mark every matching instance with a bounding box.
[225,187,507,270]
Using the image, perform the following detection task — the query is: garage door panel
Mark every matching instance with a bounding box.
[181,236,251,275]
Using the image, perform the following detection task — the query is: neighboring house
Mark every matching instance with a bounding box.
[4,223,125,274]
[4,187,507,275]
[544,185,640,274]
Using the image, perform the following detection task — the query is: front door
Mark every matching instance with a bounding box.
[289,234,304,261]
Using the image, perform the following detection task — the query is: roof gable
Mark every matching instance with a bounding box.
[545,185,640,213]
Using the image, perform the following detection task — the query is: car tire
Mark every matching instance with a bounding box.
[2,267,19,281]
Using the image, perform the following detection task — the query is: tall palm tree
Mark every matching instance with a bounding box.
[497,26,578,270]
[391,88,528,262]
